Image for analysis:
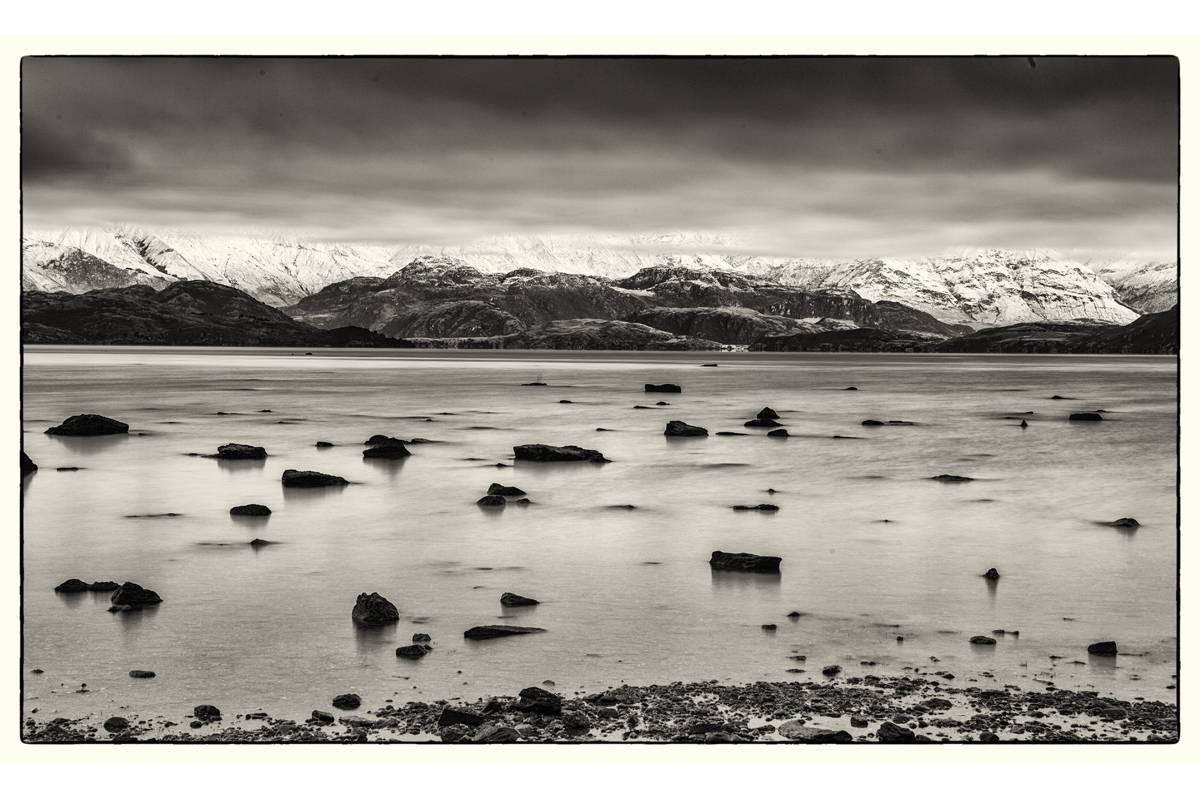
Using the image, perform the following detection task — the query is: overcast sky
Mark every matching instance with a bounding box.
[21,56,1179,260]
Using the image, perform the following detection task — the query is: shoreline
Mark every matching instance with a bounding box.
[22,673,1179,744]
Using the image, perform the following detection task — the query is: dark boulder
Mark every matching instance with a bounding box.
[230,504,271,516]
[487,483,526,496]
[109,582,163,609]
[88,581,119,592]
[54,578,91,593]
[970,636,997,645]
[744,418,781,428]
[396,644,432,658]
[128,670,156,679]
[352,592,400,626]
[877,720,916,743]
[501,592,539,607]
[45,414,129,436]
[1088,641,1118,655]
[438,707,486,728]
[463,625,546,639]
[194,705,221,722]
[655,401,670,406]
[412,633,431,643]
[310,710,334,724]
[777,721,853,742]
[477,495,506,507]
[732,504,779,512]
[248,539,273,548]
[472,723,520,743]
[363,443,411,459]
[104,717,130,733]
[282,469,348,487]
[1105,518,1140,528]
[332,694,361,710]
[822,665,841,677]
[211,443,267,460]
[984,568,1000,580]
[756,407,779,419]
[861,420,885,426]
[1020,420,1028,428]
[664,420,708,437]
[21,451,37,477]
[513,444,608,463]
[315,441,334,448]
[845,387,858,391]
[762,624,777,631]
[1069,413,1104,421]
[365,435,406,447]
[513,686,562,715]
[645,384,682,393]
[931,475,974,482]
[709,551,781,572]
[767,429,789,438]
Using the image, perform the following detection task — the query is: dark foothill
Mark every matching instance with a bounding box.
[822,665,841,677]
[463,625,547,639]
[128,670,156,679]
[645,384,682,393]
[709,551,782,572]
[1069,413,1103,421]
[438,707,486,728]
[89,581,119,592]
[513,686,562,716]
[513,444,608,463]
[984,568,1000,580]
[1105,518,1140,528]
[230,504,271,516]
[211,443,267,460]
[970,636,997,645]
[766,429,789,437]
[487,483,526,496]
[744,418,781,428]
[45,414,129,436]
[103,717,130,733]
[412,633,431,643]
[664,420,708,437]
[194,705,222,722]
[396,644,432,658]
[109,582,163,609]
[54,578,91,593]
[477,495,506,507]
[363,443,411,459]
[1088,641,1118,655]
[282,469,348,487]
[931,475,974,482]
[757,407,779,419]
[762,624,777,631]
[352,592,400,626]
[332,694,361,710]
[21,451,37,477]
[732,504,779,512]
[777,721,853,742]
[315,441,334,448]
[877,720,916,743]
[501,592,539,607]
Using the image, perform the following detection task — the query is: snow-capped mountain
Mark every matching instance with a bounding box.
[1084,259,1178,314]
[22,227,1157,328]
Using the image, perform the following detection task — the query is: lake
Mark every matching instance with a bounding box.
[20,347,1178,726]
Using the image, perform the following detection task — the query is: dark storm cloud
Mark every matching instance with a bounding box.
[20,56,1178,257]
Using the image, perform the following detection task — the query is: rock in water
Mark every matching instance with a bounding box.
[756,407,779,419]
[477,495,506,507]
[664,420,708,437]
[931,474,974,482]
[487,483,526,496]
[1069,413,1104,421]
[463,625,547,639]
[500,592,539,607]
[88,581,119,591]
[332,694,362,710]
[744,418,782,428]
[984,568,1000,580]
[513,444,608,463]
[363,443,411,459]
[970,636,997,645]
[21,451,37,477]
[513,686,562,715]
[861,419,885,426]
[211,443,267,460]
[282,469,348,487]
[230,504,272,516]
[766,429,789,438]
[731,504,779,512]
[395,644,432,658]
[777,721,853,743]
[709,551,782,572]
[194,705,221,722]
[109,582,163,609]
[54,578,91,593]
[365,435,406,447]
[644,384,682,393]
[1106,518,1141,528]
[1020,420,1028,428]
[352,592,399,626]
[128,670,156,678]
[315,441,334,448]
[1088,641,1118,655]
[45,414,129,436]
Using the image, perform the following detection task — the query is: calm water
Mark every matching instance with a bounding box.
[21,347,1178,725]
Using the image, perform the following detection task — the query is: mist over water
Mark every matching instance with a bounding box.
[21,347,1177,724]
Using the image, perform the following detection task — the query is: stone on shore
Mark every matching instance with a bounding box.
[645,384,682,393]
[211,443,267,460]
[194,705,222,722]
[21,451,37,477]
[108,582,163,609]
[984,568,1000,580]
[777,721,852,742]
[1088,641,1118,655]
[332,694,362,710]
[396,644,432,658]
[876,720,916,743]
[352,592,400,626]
[230,504,272,516]
[128,670,156,679]
[282,469,348,487]
[438,707,486,728]
[970,636,997,645]
[664,420,708,437]
[45,414,129,436]
[513,686,562,715]
[501,592,539,607]
[54,578,91,593]
[1069,413,1104,421]
[477,495,506,507]
[463,625,547,639]
[513,444,608,463]
[744,418,781,428]
[472,723,520,742]
[104,717,130,733]
[487,483,526,496]
[709,551,782,572]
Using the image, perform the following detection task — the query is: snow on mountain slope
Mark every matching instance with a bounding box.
[1085,259,1178,314]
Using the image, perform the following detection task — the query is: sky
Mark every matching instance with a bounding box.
[21,56,1179,260]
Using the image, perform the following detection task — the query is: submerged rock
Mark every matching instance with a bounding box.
[315,441,334,448]
[412,632,432,643]
[395,644,432,658]
[230,504,271,516]
[109,582,163,609]
[463,625,547,639]
[501,592,539,607]
[984,568,1000,580]
[931,474,974,482]
[1069,413,1104,421]
[352,592,399,626]
[970,636,997,645]
[664,420,708,437]
[513,444,608,463]
[21,451,37,477]
[210,443,267,460]
[332,694,362,710]
[1020,420,1028,428]
[487,483,526,496]
[1088,641,1118,655]
[732,504,779,512]
[645,383,682,393]
[477,495,506,507]
[766,429,789,437]
[282,469,348,487]
[88,581,119,592]
[756,407,779,419]
[744,418,781,428]
[365,435,406,447]
[45,414,129,436]
[1105,518,1140,528]
[363,443,411,459]
[54,578,91,593]
[709,551,782,572]
[128,670,156,679]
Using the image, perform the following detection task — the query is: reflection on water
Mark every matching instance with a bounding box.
[215,459,267,473]
[711,570,782,591]
[44,434,130,455]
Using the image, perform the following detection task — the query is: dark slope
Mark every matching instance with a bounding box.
[21,281,407,347]
[929,307,1178,354]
